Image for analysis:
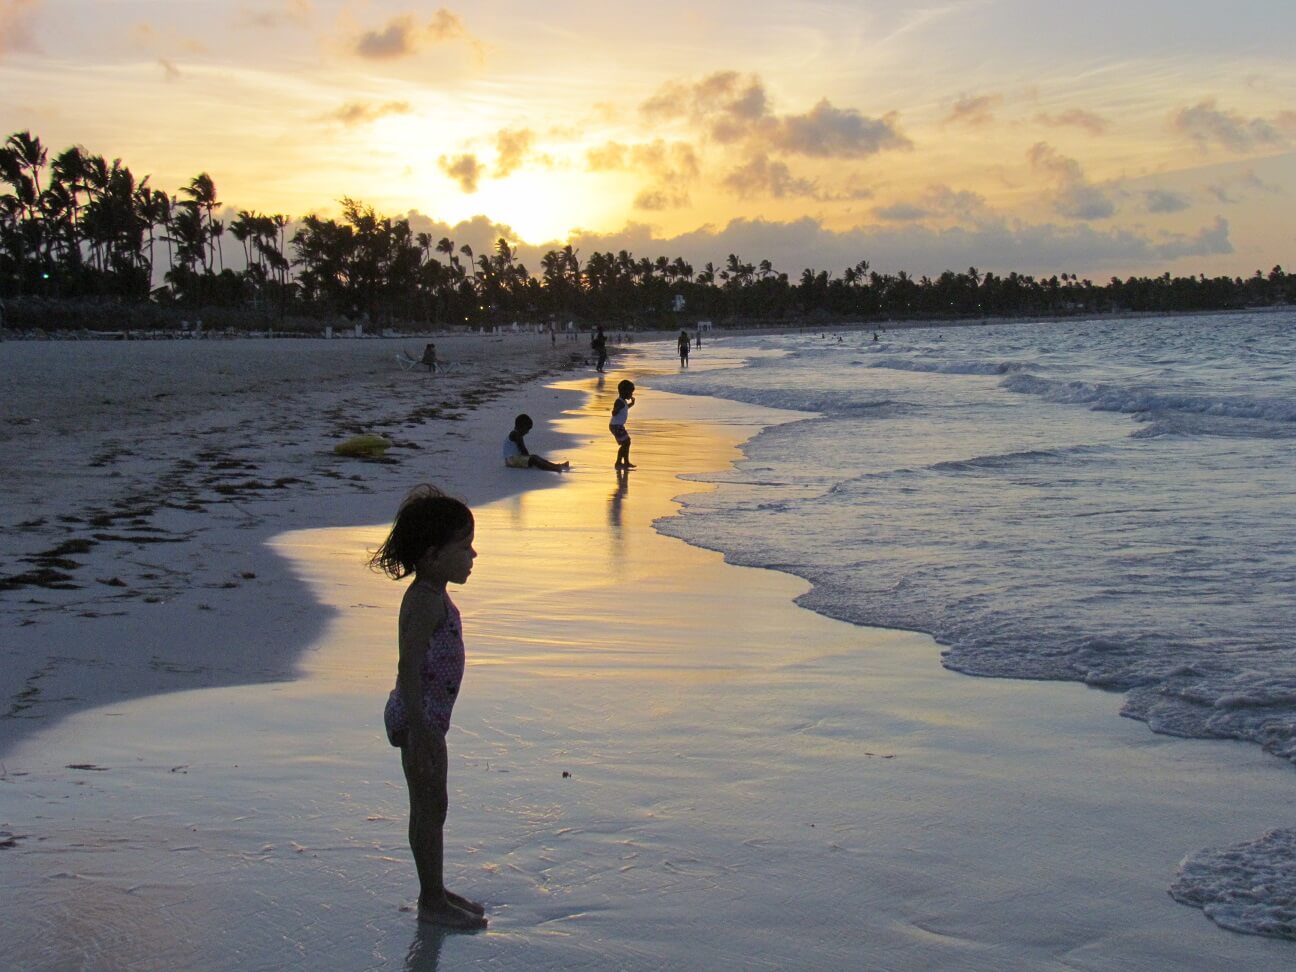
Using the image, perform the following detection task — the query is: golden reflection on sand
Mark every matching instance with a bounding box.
[271,376,829,696]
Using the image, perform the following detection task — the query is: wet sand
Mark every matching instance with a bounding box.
[1,341,1293,969]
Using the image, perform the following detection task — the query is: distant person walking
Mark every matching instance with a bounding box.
[371,486,488,930]
[677,329,691,368]
[610,379,636,469]
[592,326,609,373]
[503,414,569,472]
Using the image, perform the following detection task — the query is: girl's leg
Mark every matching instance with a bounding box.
[529,455,568,472]
[401,738,486,928]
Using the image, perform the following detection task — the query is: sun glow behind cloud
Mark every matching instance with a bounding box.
[426,167,632,245]
[1,0,1293,276]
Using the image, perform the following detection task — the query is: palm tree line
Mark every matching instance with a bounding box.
[3,130,1292,328]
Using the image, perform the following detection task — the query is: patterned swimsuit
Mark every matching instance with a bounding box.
[384,594,465,746]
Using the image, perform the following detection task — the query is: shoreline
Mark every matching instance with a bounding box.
[0,332,595,759]
[2,340,1292,968]
[4,300,1289,345]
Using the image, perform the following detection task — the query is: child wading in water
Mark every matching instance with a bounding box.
[610,379,636,469]
[370,486,488,930]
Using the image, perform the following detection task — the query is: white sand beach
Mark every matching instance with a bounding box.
[2,334,1293,970]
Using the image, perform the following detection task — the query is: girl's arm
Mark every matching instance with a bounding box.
[396,587,447,751]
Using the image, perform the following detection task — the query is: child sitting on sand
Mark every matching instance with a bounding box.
[370,486,488,930]
[503,414,569,472]
[610,379,636,469]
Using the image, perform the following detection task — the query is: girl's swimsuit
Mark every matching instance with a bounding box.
[384,594,465,746]
[610,398,632,444]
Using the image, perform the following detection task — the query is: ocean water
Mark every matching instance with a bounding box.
[653,309,1296,937]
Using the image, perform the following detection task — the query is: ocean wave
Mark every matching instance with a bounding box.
[1001,373,1296,424]
[929,447,1079,472]
[1171,829,1296,940]
[869,357,1035,376]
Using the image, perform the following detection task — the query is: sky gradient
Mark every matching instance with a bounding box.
[2,0,1293,279]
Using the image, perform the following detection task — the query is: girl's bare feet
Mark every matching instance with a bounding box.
[446,889,486,915]
[418,895,488,929]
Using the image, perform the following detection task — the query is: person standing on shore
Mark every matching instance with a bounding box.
[371,486,488,931]
[677,329,691,368]
[420,343,439,373]
[592,326,609,373]
[611,379,636,469]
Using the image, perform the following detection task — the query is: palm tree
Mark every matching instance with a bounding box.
[5,131,46,218]
[180,172,219,271]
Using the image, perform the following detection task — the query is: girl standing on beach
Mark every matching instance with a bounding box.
[370,486,488,930]
[611,379,636,469]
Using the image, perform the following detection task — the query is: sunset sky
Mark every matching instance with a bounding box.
[2,0,1293,279]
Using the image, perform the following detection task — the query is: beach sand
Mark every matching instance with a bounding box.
[2,336,1293,969]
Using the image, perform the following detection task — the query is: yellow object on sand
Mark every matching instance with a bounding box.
[334,434,393,457]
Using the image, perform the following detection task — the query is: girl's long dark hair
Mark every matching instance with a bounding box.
[368,485,474,580]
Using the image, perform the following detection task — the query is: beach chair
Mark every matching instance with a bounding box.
[396,350,424,371]
[397,350,459,373]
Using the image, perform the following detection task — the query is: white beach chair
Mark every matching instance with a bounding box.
[397,350,460,373]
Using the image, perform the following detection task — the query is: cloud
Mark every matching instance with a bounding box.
[1204,168,1284,205]
[1034,109,1110,136]
[772,100,910,158]
[0,0,40,56]
[1027,142,1115,220]
[427,8,471,43]
[354,14,418,58]
[494,128,533,177]
[641,71,910,159]
[322,100,413,126]
[634,187,690,211]
[439,153,483,193]
[630,140,699,179]
[874,202,931,221]
[237,0,312,30]
[722,154,818,199]
[549,214,1233,280]
[641,70,767,129]
[586,139,698,209]
[1154,216,1232,260]
[630,141,698,210]
[944,94,1002,127]
[130,21,208,56]
[392,206,1234,280]
[1170,99,1288,152]
[874,184,989,222]
[1143,189,1192,214]
[586,142,627,171]
[353,9,481,61]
